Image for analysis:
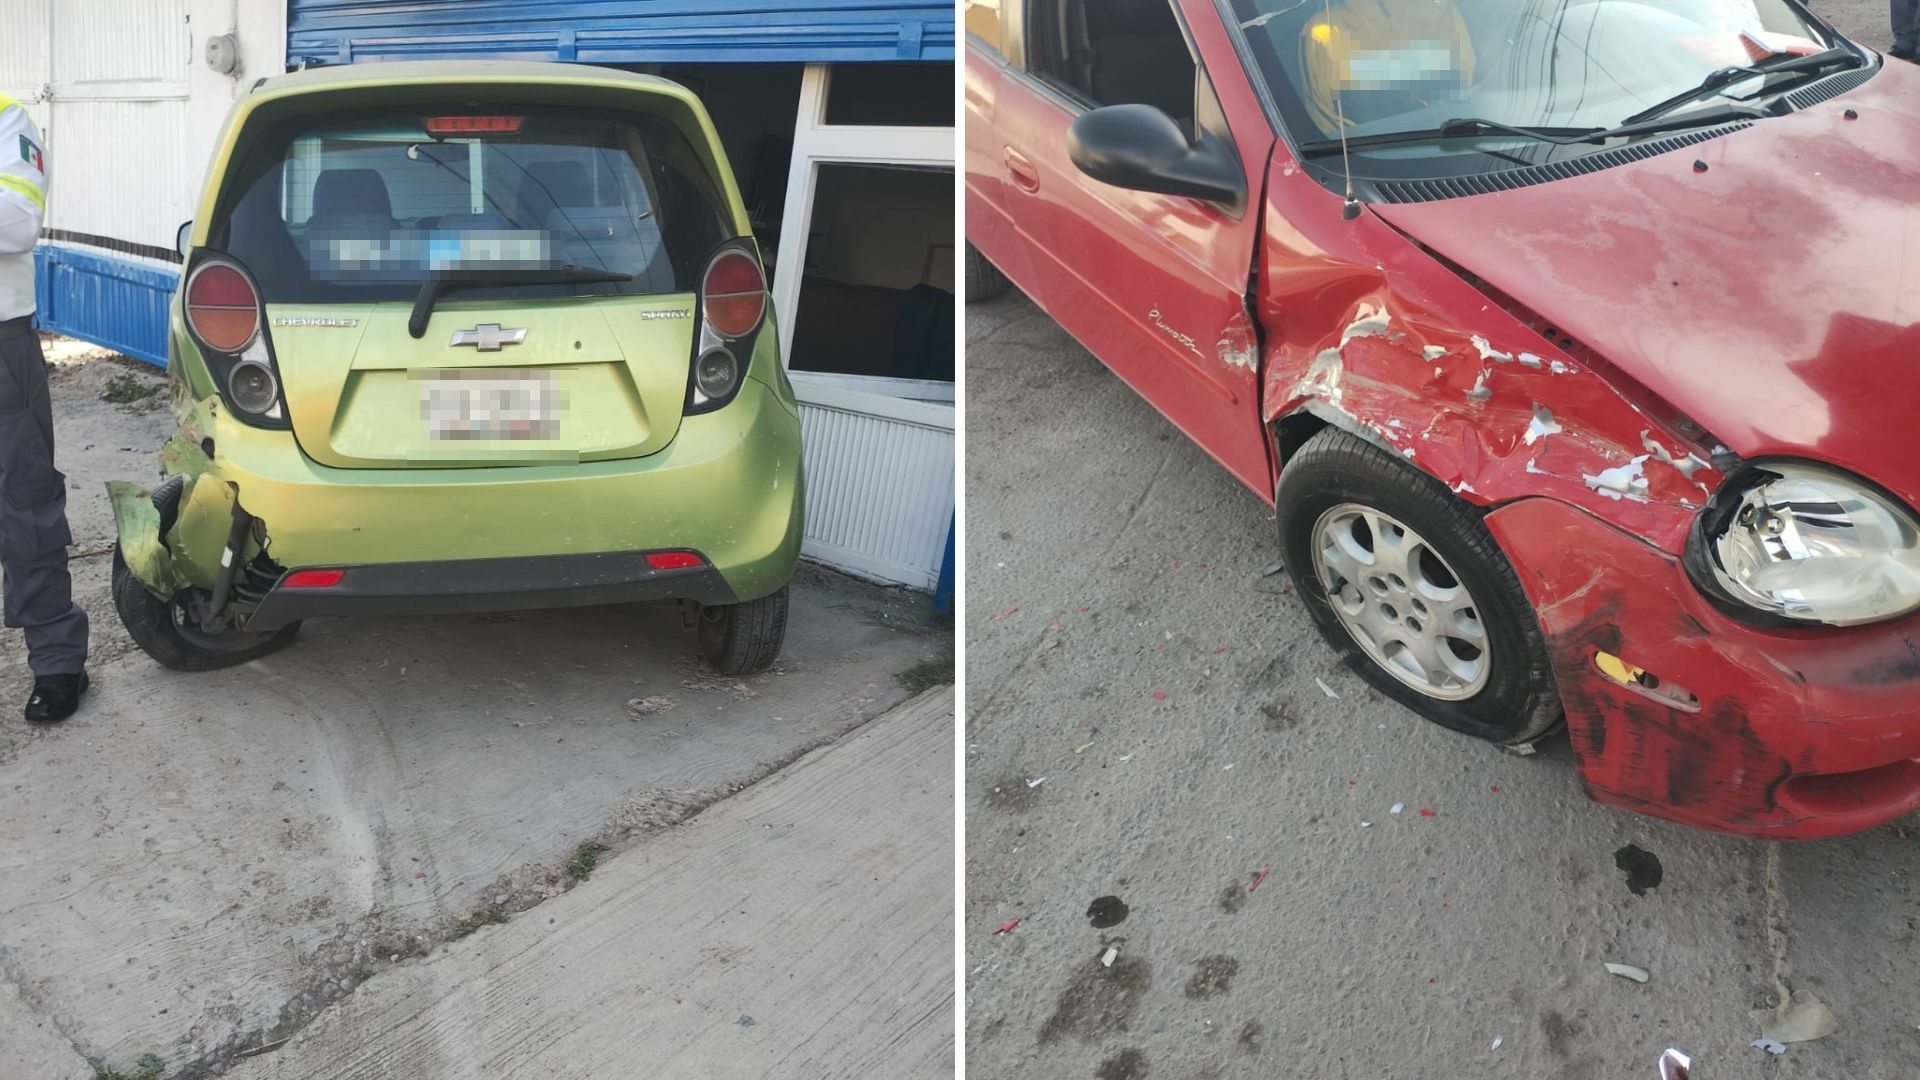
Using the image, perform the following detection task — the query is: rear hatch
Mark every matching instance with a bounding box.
[209,99,733,467]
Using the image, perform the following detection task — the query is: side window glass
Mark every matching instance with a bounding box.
[966,0,1006,55]
[1026,0,1196,127]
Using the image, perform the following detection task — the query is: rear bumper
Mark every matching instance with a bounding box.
[246,551,737,631]
[171,373,802,607]
[1486,498,1920,840]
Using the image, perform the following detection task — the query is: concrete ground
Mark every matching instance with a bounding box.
[0,340,952,1077]
[222,687,955,1080]
[962,278,1920,1080]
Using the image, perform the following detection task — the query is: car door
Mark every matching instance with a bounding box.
[964,1,1032,287]
[987,0,1276,496]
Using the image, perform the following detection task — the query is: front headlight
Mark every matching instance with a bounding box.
[1687,461,1920,627]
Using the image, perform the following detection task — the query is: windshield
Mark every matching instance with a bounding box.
[1229,0,1846,148]
[212,106,731,303]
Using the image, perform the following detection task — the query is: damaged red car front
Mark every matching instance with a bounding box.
[966,0,1920,838]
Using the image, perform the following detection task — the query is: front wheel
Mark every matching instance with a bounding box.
[1276,427,1560,744]
[697,586,789,675]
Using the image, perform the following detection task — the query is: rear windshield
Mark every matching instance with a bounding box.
[211,106,732,303]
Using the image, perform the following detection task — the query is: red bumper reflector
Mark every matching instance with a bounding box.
[425,115,523,135]
[283,569,345,589]
[645,551,704,571]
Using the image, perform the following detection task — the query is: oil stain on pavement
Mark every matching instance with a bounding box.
[1086,895,1129,928]
[1614,844,1664,896]
[1039,953,1153,1044]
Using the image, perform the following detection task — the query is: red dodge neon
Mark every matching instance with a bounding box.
[965,0,1920,838]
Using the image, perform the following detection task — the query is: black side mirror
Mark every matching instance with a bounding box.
[176,221,193,259]
[1067,104,1245,208]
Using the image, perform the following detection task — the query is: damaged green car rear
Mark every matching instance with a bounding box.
[110,61,803,673]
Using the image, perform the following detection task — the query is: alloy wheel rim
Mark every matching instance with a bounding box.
[1309,503,1491,701]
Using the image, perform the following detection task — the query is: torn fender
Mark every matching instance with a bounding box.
[1487,497,1920,839]
[106,480,187,599]
[107,400,249,599]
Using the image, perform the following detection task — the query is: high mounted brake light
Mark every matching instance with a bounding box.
[424,115,523,136]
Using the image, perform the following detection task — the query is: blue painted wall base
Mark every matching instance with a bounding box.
[32,246,175,368]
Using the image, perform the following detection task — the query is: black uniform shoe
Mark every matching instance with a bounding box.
[1891,47,1918,62]
[24,672,88,723]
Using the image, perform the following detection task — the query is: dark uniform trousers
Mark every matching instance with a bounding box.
[1900,0,1920,54]
[0,316,86,675]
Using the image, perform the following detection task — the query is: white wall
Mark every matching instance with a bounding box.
[0,0,286,252]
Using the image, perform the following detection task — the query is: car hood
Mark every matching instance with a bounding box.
[1370,62,1920,510]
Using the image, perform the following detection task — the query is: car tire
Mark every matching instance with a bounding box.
[965,243,1011,303]
[111,481,300,672]
[697,585,789,675]
[1275,427,1561,744]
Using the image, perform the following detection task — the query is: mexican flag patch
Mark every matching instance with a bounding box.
[18,133,42,173]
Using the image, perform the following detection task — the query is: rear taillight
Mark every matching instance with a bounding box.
[702,250,767,339]
[686,242,769,415]
[185,262,260,353]
[282,569,345,589]
[181,255,287,428]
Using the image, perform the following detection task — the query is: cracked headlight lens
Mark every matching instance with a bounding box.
[1693,462,1920,627]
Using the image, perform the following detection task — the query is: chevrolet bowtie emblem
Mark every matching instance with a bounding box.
[450,324,527,352]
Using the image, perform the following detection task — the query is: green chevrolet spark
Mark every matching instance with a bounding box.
[109,61,803,674]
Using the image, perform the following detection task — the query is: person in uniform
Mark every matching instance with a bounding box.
[0,95,88,721]
[1896,0,1920,62]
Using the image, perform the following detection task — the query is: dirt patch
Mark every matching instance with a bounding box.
[1239,1019,1263,1053]
[984,772,1042,813]
[1184,955,1240,1001]
[1038,953,1153,1045]
[1218,882,1247,914]
[1095,1048,1149,1080]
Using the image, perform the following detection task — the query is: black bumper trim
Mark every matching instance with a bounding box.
[245,551,739,631]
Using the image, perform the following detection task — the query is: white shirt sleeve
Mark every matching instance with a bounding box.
[0,102,47,256]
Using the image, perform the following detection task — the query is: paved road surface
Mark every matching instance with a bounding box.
[224,688,955,1080]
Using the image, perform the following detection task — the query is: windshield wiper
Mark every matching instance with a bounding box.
[1296,105,1766,158]
[1622,46,1861,126]
[407,265,633,339]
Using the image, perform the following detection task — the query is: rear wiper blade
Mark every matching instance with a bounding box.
[1622,47,1861,126]
[1296,105,1765,157]
[408,265,633,339]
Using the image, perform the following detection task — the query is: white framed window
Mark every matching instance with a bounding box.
[770,63,955,416]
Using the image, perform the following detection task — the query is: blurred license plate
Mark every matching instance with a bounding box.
[419,370,557,441]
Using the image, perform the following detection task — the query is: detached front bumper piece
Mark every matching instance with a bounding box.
[1488,498,1920,839]
[246,550,737,631]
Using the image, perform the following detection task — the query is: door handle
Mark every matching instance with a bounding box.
[1004,148,1040,194]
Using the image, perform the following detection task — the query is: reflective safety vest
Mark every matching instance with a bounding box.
[0,95,47,321]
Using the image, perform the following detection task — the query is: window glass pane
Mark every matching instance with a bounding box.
[1027,0,1194,123]
[789,164,953,383]
[823,63,954,127]
[966,0,1005,54]
[218,106,730,303]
